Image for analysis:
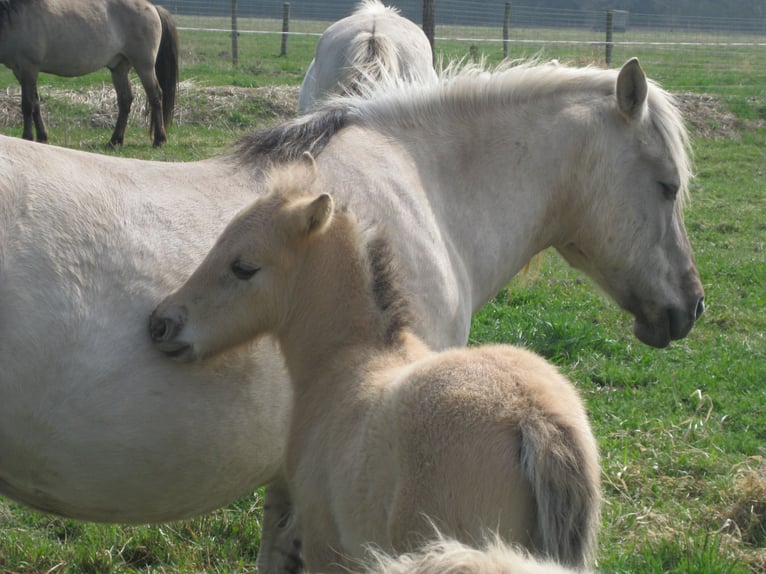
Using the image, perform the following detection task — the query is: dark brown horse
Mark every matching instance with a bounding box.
[0,0,178,147]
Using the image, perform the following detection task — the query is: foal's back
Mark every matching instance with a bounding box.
[364,341,600,567]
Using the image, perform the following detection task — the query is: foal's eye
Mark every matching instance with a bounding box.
[231,260,260,280]
[659,181,679,201]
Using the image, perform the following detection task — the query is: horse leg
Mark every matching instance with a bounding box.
[109,63,134,148]
[134,67,166,147]
[256,480,305,574]
[15,71,47,143]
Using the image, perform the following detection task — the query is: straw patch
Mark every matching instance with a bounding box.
[0,80,300,129]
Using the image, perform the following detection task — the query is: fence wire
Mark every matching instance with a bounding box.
[161,1,766,105]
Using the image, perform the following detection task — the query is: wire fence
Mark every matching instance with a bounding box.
[158,1,766,105]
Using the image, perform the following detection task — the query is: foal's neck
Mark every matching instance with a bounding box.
[277,219,411,391]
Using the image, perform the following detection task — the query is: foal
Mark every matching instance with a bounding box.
[150,158,601,572]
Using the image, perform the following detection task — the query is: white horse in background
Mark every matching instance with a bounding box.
[150,158,601,571]
[0,58,703,567]
[298,0,437,113]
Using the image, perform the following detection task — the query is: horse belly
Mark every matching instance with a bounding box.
[0,2,116,75]
[0,145,292,522]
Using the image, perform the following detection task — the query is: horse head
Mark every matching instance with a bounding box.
[149,156,331,361]
[556,58,704,348]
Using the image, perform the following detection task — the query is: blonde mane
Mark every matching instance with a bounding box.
[239,59,692,207]
[347,59,693,204]
[265,160,412,346]
[353,0,400,17]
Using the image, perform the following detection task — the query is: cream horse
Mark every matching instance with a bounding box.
[297,0,437,113]
[0,59,702,565]
[149,158,601,571]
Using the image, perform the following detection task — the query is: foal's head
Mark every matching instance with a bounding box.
[149,156,337,361]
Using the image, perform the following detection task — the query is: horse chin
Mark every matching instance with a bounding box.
[633,303,699,348]
[633,319,671,349]
[157,342,198,363]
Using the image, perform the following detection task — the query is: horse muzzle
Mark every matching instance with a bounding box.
[633,295,705,348]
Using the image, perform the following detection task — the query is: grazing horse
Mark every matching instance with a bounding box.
[298,0,437,114]
[149,158,601,571]
[0,0,178,147]
[0,58,702,568]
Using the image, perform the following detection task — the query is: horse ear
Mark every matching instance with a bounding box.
[616,57,647,120]
[299,193,334,237]
[301,151,318,177]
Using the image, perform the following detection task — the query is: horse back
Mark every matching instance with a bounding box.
[0,0,162,72]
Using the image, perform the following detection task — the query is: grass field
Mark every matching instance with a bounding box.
[0,23,764,574]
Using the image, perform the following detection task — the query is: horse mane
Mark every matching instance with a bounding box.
[646,85,693,207]
[364,233,412,345]
[364,534,588,574]
[233,105,351,166]
[265,160,411,346]
[353,0,400,17]
[345,59,693,204]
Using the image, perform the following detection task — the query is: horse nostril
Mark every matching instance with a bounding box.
[695,297,705,320]
[149,313,175,342]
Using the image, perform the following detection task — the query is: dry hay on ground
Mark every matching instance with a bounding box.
[0,80,301,131]
[0,82,761,139]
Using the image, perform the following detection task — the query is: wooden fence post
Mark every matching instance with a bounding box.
[280,2,290,57]
[423,0,435,65]
[231,0,238,66]
[605,9,613,67]
[503,2,511,59]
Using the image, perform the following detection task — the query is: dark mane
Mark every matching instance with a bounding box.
[365,234,412,345]
[233,105,351,166]
[0,0,23,32]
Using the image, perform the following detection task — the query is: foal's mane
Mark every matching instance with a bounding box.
[267,162,411,346]
[354,0,399,17]
[364,233,412,345]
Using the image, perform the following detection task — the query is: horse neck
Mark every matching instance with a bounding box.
[376,91,589,311]
[276,219,404,392]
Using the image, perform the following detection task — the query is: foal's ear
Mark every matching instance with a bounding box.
[298,193,334,237]
[616,57,647,121]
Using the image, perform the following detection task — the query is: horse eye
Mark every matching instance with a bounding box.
[659,181,679,201]
[231,260,260,280]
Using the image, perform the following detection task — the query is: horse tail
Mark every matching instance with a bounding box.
[346,26,402,96]
[363,535,590,574]
[153,5,179,134]
[518,398,601,569]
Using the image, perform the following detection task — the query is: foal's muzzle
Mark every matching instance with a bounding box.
[149,305,192,359]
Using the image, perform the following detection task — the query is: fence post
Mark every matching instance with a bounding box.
[605,9,613,67]
[503,2,511,59]
[423,0,435,65]
[280,2,290,57]
[231,0,238,66]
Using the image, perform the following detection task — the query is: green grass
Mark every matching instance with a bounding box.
[0,20,765,574]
